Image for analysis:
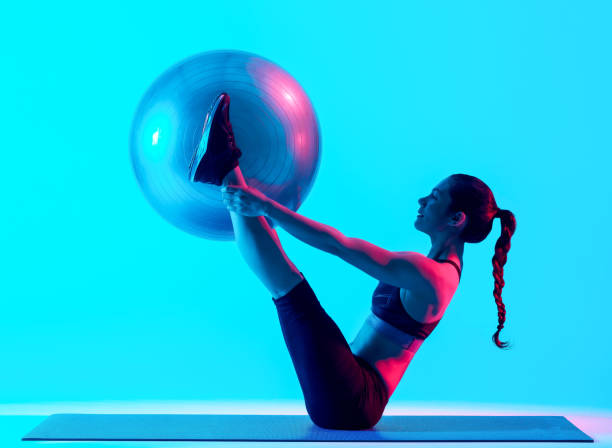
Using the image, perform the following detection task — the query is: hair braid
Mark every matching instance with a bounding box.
[491,208,517,349]
[446,174,518,350]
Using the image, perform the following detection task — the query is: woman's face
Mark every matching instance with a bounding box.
[414,178,456,234]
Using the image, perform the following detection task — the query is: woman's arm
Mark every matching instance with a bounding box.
[265,200,342,256]
[222,184,342,254]
[266,200,435,293]
[222,184,436,292]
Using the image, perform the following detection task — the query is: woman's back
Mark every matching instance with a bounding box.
[350,257,462,397]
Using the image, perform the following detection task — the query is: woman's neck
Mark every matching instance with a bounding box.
[427,238,464,265]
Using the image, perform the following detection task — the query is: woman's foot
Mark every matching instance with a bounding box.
[188,92,243,186]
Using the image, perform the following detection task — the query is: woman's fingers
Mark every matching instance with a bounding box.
[221,185,264,217]
[221,185,242,194]
[223,193,244,210]
[222,192,242,203]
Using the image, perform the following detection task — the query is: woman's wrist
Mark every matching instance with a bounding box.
[264,198,277,218]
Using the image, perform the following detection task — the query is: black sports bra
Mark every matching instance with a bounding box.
[370,258,462,339]
[435,258,462,279]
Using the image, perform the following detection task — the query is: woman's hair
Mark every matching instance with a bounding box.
[446,174,517,350]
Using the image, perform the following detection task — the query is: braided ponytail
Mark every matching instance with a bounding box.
[491,208,517,349]
[446,174,518,351]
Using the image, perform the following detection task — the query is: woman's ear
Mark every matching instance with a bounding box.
[451,211,467,228]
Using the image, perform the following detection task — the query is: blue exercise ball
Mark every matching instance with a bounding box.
[129,50,321,240]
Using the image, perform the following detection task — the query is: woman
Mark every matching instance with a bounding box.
[189,93,517,430]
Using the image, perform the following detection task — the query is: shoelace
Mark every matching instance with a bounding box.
[223,123,236,149]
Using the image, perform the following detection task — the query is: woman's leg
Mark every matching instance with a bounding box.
[271,272,389,429]
[221,166,303,299]
[221,165,388,429]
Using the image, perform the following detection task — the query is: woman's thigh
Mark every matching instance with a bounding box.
[272,273,389,429]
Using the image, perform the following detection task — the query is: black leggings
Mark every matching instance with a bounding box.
[272,272,389,430]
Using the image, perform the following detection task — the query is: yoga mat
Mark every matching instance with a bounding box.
[22,413,593,442]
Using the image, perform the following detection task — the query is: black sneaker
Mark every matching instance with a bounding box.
[188,92,243,185]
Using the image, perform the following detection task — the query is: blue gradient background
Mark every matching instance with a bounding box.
[1,0,610,412]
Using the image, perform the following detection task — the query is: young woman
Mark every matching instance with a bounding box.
[189,93,517,431]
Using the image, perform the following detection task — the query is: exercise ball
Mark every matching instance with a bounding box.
[129,50,321,240]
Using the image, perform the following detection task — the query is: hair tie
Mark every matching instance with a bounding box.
[496,208,503,218]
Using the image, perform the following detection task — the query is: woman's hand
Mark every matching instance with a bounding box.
[221,184,272,217]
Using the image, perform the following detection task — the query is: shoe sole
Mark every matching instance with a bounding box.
[188,93,227,183]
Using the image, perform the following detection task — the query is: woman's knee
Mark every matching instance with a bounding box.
[272,270,305,300]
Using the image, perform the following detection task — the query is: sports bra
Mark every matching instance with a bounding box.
[370,258,462,340]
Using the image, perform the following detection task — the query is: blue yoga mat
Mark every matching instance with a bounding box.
[22,414,593,442]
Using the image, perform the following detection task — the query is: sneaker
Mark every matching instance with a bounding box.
[188,92,243,185]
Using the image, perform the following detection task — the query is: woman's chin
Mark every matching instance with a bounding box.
[414,219,428,232]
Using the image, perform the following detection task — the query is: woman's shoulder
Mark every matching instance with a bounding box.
[392,253,460,311]
[395,252,461,291]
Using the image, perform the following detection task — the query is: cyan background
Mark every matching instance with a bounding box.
[1,0,610,411]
